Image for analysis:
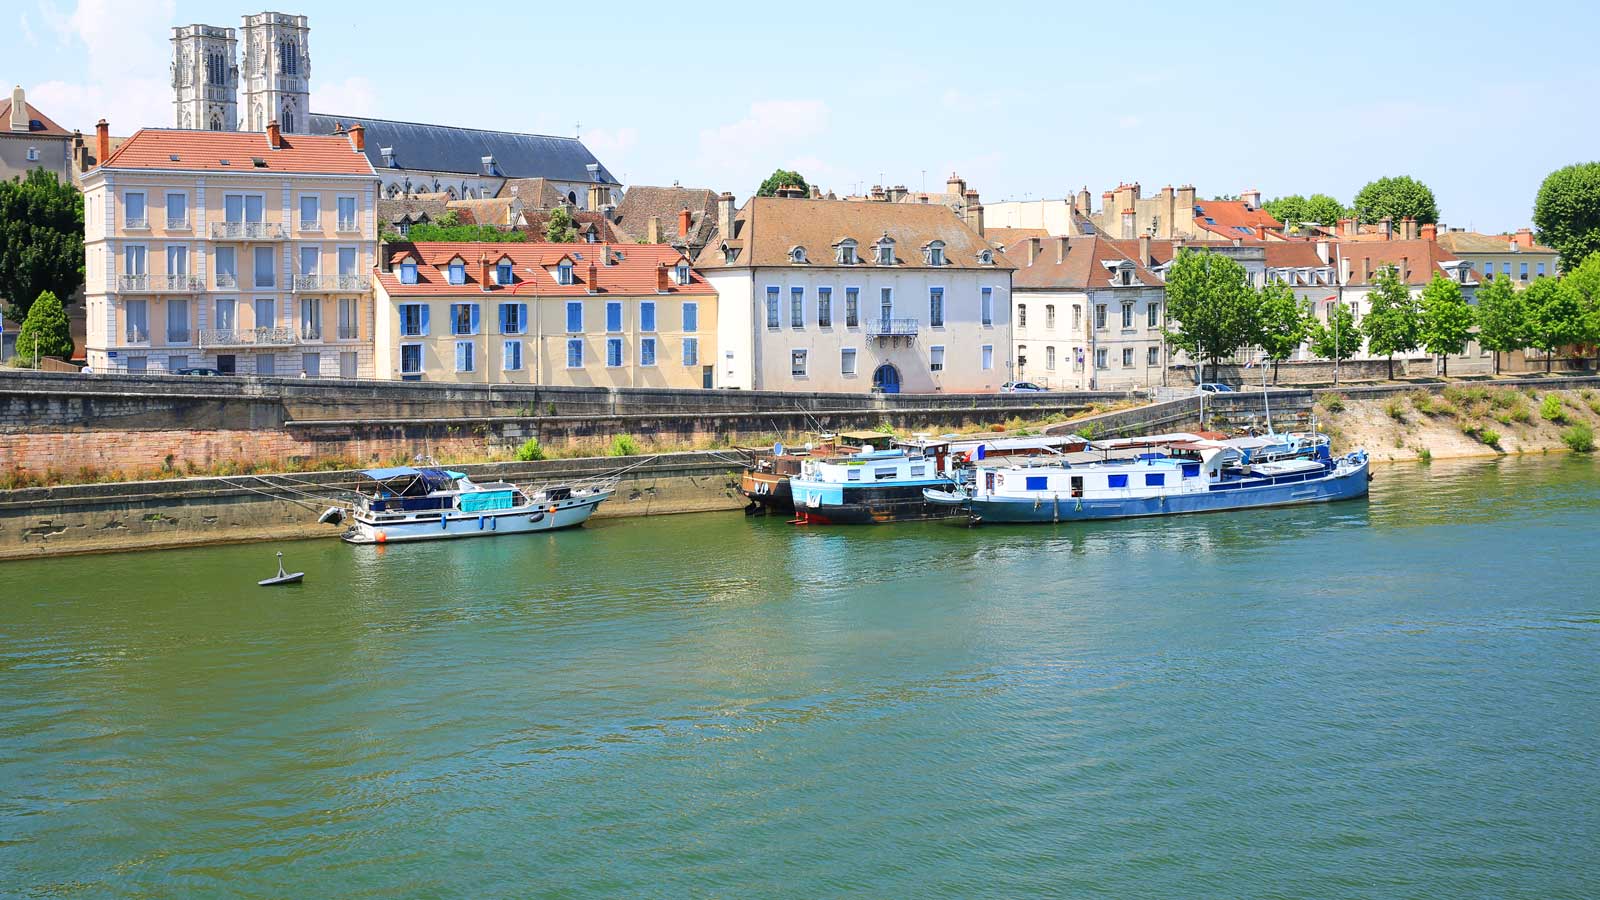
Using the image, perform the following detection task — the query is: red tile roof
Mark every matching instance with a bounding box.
[0,97,71,137]
[377,241,716,297]
[1335,239,1462,285]
[1191,200,1282,240]
[99,128,375,176]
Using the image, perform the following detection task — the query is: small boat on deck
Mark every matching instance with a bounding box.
[329,466,614,544]
[790,437,960,524]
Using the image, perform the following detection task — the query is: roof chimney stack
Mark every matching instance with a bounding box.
[95,118,109,168]
[350,123,365,152]
[678,207,691,240]
[656,262,670,293]
[717,192,736,242]
[1421,222,1438,242]
[1514,227,1534,248]
[647,215,660,244]
[9,86,26,132]
[1056,236,1069,265]
[1025,236,1040,266]
[266,119,281,150]
[586,260,599,293]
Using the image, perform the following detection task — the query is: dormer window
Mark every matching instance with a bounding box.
[496,261,514,285]
[399,261,419,285]
[556,261,575,285]
[790,246,808,264]
[447,260,467,285]
[977,249,994,265]
[1118,267,1134,286]
[835,240,858,265]
[723,246,737,265]
[874,238,895,265]
[675,263,691,285]
[924,241,946,266]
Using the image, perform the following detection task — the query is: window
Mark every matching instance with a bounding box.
[682,302,699,333]
[215,247,237,286]
[836,241,858,265]
[675,263,691,285]
[876,241,894,265]
[1520,262,1529,280]
[1148,303,1160,327]
[845,288,860,327]
[1146,473,1165,487]
[1095,304,1107,329]
[1108,474,1128,489]
[600,301,620,333]
[1122,347,1134,367]
[818,288,832,327]
[1482,262,1494,276]
[1121,303,1134,328]
[455,340,475,373]
[766,287,780,329]
[879,287,893,325]
[299,245,319,277]
[791,349,808,377]
[566,338,584,368]
[124,355,147,373]
[338,247,357,280]
[640,337,657,366]
[786,287,803,328]
[1046,346,1056,370]
[497,262,514,285]
[606,337,623,367]
[253,247,275,288]
[257,353,276,376]
[167,355,187,372]
[1118,267,1134,286]
[255,298,276,331]
[1026,476,1049,491]
[340,352,358,379]
[1147,346,1160,366]
[503,340,523,371]
[447,260,466,285]
[841,347,857,375]
[1095,348,1108,368]
[124,192,147,228]
[566,301,583,333]
[167,245,188,276]
[927,243,946,266]
[300,298,322,340]
[1072,305,1082,329]
[790,246,807,263]
[337,196,357,232]
[165,193,187,228]
[1537,262,1546,277]
[166,300,190,343]
[451,303,478,336]
[301,353,320,377]
[978,249,994,265]
[499,303,527,335]
[981,345,994,370]
[929,287,944,327]
[981,287,994,326]
[1017,304,1027,328]
[1046,305,1056,330]
[215,298,237,332]
[682,337,699,366]
[26,147,39,162]
[400,344,423,375]
[338,298,358,339]
[399,261,418,284]
[299,195,319,230]
[399,303,427,337]
[557,262,574,285]
[930,345,945,372]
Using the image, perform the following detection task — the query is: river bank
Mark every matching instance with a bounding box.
[1316,384,1600,462]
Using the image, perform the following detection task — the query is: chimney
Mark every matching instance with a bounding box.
[1339,217,1358,238]
[478,252,492,291]
[717,192,735,241]
[1139,234,1151,265]
[677,207,691,239]
[1339,256,1351,284]
[963,190,984,236]
[1120,208,1135,240]
[947,172,966,197]
[1399,256,1409,281]
[602,242,614,266]
[1255,224,1266,240]
[1241,187,1262,211]
[9,86,26,132]
[656,263,670,293]
[349,123,365,152]
[810,185,821,199]
[1315,239,1330,264]
[869,184,886,201]
[266,119,281,150]
[1515,228,1534,249]
[586,261,599,293]
[1360,257,1370,283]
[1076,186,1092,216]
[1056,236,1069,264]
[95,119,109,168]
[1379,216,1393,240]
[1025,237,1040,266]
[646,215,660,244]
[1401,216,1417,241]
[1420,222,1438,242]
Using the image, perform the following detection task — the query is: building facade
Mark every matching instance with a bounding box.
[81,122,379,377]
[372,242,716,387]
[240,12,311,133]
[1437,228,1560,283]
[697,196,1015,393]
[0,86,73,182]
[171,24,239,132]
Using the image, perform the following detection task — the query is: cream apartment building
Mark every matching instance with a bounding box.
[372,242,717,387]
[696,196,1015,393]
[81,121,379,376]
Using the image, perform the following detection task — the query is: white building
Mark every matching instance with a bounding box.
[696,194,1015,394]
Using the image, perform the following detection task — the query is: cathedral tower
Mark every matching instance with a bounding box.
[171,24,239,131]
[240,12,310,134]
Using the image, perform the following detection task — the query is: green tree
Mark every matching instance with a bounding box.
[1262,195,1306,225]
[1532,162,1600,272]
[15,290,72,363]
[0,168,85,320]
[1559,252,1600,367]
[1252,281,1311,383]
[1522,276,1583,373]
[1362,266,1421,380]
[386,222,527,243]
[1473,275,1527,375]
[756,169,810,198]
[1309,301,1359,373]
[1162,249,1257,383]
[1417,274,1474,376]
[544,206,577,243]
[1264,193,1347,229]
[1352,175,1439,225]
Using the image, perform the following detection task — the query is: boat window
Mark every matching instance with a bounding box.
[910,464,925,477]
[986,472,996,491]
[1182,463,1201,478]
[1026,476,1048,491]
[847,468,861,481]
[1070,476,1083,498]
[1108,474,1128,488]
[875,468,897,481]
[1146,472,1165,486]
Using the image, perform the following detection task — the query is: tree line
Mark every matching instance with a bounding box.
[1164,249,1600,383]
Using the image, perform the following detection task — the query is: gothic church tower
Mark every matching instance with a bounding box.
[171,24,239,131]
[240,12,311,134]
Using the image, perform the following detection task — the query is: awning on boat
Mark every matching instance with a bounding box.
[362,466,424,480]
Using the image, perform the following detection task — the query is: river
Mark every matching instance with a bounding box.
[2,456,1597,898]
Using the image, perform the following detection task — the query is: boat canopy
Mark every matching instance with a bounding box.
[358,466,458,496]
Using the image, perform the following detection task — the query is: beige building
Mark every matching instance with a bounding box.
[372,242,716,387]
[696,195,1015,393]
[1437,228,1559,283]
[81,121,380,376]
[0,86,73,183]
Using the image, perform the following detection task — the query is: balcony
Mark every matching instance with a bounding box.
[159,274,205,292]
[124,217,149,230]
[210,221,287,240]
[865,317,920,337]
[337,325,360,340]
[198,327,298,349]
[298,218,320,232]
[163,216,191,231]
[293,274,371,292]
[123,327,150,344]
[116,274,150,291]
[300,325,323,342]
[215,273,238,289]
[335,218,359,234]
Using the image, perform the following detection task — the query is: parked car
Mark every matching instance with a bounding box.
[175,367,225,376]
[1000,381,1048,393]
[1197,383,1235,393]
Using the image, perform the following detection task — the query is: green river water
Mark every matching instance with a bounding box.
[2,456,1597,898]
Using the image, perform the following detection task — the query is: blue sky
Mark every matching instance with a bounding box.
[5,0,1597,232]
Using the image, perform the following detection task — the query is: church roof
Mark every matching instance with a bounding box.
[308,114,620,185]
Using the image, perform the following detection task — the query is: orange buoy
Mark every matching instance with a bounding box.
[548,505,557,514]
[376,530,387,543]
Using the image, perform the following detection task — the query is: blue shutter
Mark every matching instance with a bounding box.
[470,304,481,335]
[455,341,465,371]
[419,305,430,336]
[498,304,508,334]
[517,304,528,335]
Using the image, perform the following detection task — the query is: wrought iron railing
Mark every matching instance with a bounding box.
[123,327,150,343]
[336,218,359,233]
[198,327,298,348]
[163,216,189,230]
[124,217,149,230]
[214,273,238,289]
[210,221,287,240]
[115,274,150,291]
[161,274,204,291]
[337,325,360,340]
[866,317,920,336]
[293,274,371,292]
[298,218,320,232]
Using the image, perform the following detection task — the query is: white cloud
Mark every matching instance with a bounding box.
[29,0,176,132]
[582,125,639,177]
[1117,115,1141,130]
[19,11,39,45]
[698,100,830,190]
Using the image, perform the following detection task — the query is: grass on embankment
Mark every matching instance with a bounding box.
[1313,386,1600,462]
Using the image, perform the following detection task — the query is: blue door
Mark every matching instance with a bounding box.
[873,364,901,394]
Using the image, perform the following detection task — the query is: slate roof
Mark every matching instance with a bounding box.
[377,241,714,297]
[0,97,71,137]
[522,209,620,244]
[98,128,374,175]
[694,197,1014,270]
[497,177,565,208]
[310,114,619,185]
[611,185,720,249]
[1437,231,1558,255]
[379,198,450,227]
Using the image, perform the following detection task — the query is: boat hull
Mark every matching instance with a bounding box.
[341,491,611,544]
[938,462,1369,524]
[739,470,794,515]
[793,482,960,525]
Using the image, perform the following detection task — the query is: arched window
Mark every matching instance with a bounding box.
[567,191,578,206]
[279,39,299,76]
[789,246,807,264]
[281,107,295,133]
